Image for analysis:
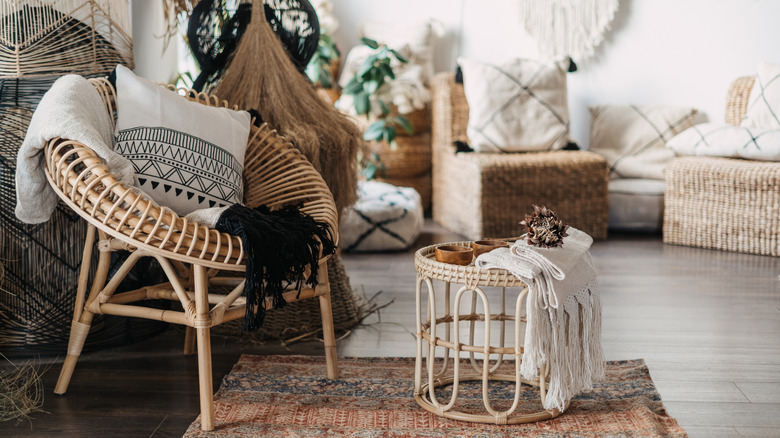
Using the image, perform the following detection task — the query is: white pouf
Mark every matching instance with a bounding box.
[608,179,665,232]
[341,181,424,252]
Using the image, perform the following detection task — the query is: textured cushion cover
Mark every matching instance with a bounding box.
[340,181,423,252]
[458,56,570,153]
[589,104,697,180]
[114,65,251,215]
[666,122,780,161]
[741,61,780,130]
[608,179,665,232]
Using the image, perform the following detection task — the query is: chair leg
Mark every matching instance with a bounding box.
[319,291,339,379]
[193,265,215,431]
[55,227,110,395]
[183,326,196,355]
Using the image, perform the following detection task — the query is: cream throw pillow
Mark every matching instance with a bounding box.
[114,65,251,215]
[667,122,780,161]
[741,61,780,130]
[458,56,571,153]
[589,105,697,180]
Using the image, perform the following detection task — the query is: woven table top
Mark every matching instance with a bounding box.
[415,241,527,288]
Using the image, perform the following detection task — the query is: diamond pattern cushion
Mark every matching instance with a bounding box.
[666,122,780,161]
[114,65,251,215]
[589,104,697,180]
[741,61,780,130]
[340,181,423,252]
[458,56,570,152]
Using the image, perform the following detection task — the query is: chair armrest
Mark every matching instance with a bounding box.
[44,138,245,269]
[725,76,755,126]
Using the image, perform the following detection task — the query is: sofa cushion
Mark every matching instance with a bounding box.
[667,122,780,161]
[114,65,251,215]
[741,61,780,130]
[458,56,571,153]
[589,104,697,180]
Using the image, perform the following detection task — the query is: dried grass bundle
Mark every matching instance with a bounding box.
[213,0,362,213]
[0,355,45,424]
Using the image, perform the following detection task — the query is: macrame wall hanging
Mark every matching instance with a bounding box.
[519,0,619,61]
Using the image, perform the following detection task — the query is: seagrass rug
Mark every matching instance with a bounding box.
[183,355,687,437]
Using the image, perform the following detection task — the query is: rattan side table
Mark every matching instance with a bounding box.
[413,241,568,425]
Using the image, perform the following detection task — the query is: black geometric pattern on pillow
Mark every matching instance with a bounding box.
[473,64,568,152]
[609,105,696,178]
[689,124,767,152]
[744,72,780,128]
[115,127,242,209]
[343,188,413,252]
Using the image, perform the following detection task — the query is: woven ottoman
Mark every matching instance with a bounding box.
[432,73,609,241]
[663,156,780,256]
[340,181,424,252]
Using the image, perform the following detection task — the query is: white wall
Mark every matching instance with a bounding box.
[330,0,780,148]
[131,0,179,83]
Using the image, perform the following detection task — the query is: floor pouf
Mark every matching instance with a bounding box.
[608,179,665,232]
[341,181,424,252]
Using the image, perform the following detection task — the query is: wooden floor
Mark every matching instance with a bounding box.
[2,220,779,437]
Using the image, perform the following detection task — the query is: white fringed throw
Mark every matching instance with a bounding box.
[475,228,605,411]
[519,0,619,61]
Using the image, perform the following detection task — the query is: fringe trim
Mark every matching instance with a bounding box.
[519,0,619,60]
[521,279,605,411]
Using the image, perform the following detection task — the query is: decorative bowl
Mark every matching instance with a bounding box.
[435,245,474,265]
[472,239,510,258]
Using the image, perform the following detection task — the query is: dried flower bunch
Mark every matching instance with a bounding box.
[520,205,569,248]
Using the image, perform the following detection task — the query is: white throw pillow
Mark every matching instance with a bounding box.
[114,65,251,216]
[741,61,780,130]
[589,105,697,180]
[667,122,780,161]
[458,56,571,153]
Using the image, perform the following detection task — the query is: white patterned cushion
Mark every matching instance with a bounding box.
[589,105,697,180]
[114,65,251,215]
[458,56,570,152]
[741,61,780,130]
[340,181,423,252]
[666,122,780,161]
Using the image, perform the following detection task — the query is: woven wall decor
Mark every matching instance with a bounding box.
[0,0,133,78]
[0,1,146,352]
[519,0,619,61]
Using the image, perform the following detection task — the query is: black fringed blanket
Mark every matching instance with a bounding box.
[215,204,336,331]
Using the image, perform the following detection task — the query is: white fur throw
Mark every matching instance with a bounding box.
[475,228,605,411]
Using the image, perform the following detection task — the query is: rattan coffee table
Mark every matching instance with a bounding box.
[413,241,567,425]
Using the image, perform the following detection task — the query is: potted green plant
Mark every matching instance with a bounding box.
[306,32,340,102]
[340,37,414,149]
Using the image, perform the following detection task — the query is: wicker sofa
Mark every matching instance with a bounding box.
[663,76,780,256]
[431,73,609,240]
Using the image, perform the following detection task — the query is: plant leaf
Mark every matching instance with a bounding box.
[343,78,363,95]
[364,120,387,141]
[354,91,370,115]
[395,116,414,135]
[389,49,408,63]
[361,37,379,49]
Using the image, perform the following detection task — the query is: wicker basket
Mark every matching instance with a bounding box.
[431,73,609,240]
[663,75,780,256]
[373,132,432,178]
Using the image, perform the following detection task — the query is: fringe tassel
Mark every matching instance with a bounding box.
[214,203,336,331]
[519,0,619,60]
[521,280,604,411]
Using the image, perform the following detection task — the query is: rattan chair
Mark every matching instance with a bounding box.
[431,73,609,240]
[664,76,780,256]
[46,78,339,431]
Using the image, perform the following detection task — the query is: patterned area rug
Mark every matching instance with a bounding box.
[183,355,687,437]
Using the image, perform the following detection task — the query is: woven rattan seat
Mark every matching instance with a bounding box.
[663,76,780,256]
[431,73,608,240]
[46,78,339,431]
